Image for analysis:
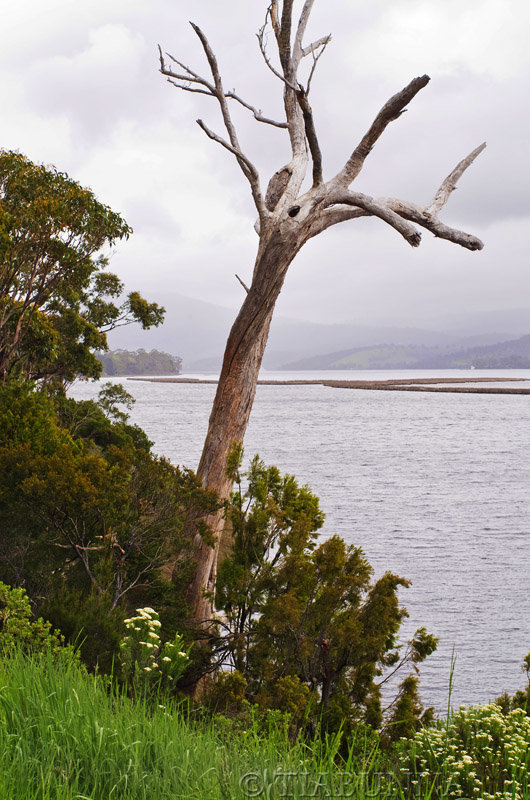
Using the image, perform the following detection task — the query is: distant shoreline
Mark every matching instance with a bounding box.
[128,376,530,394]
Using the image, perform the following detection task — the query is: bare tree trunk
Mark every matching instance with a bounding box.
[184,229,301,622]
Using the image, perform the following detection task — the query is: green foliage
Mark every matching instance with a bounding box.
[495,651,530,716]
[397,702,530,798]
[41,589,124,674]
[207,670,251,715]
[0,582,70,656]
[97,348,182,376]
[96,382,136,423]
[0,381,219,669]
[0,149,164,385]
[384,675,434,744]
[213,449,437,737]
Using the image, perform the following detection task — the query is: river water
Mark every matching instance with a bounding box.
[69,369,530,713]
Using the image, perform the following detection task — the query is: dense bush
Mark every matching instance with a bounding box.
[210,447,437,738]
[0,582,71,657]
[0,381,218,670]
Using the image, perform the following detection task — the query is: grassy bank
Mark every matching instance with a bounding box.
[0,650,386,800]
[1,650,528,799]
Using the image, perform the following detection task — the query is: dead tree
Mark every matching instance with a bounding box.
[159,1,485,625]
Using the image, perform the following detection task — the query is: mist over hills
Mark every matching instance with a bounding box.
[282,335,530,370]
[106,293,530,372]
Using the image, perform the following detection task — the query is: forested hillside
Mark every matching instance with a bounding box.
[97,349,182,376]
[416,334,530,369]
[281,335,530,370]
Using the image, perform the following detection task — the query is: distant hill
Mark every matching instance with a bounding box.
[280,335,530,370]
[416,334,530,369]
[97,349,182,376]
[105,292,530,371]
[281,344,435,370]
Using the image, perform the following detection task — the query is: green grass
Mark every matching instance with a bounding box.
[2,650,528,799]
[0,650,387,800]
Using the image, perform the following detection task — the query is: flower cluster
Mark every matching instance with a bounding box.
[398,702,530,799]
[119,607,190,694]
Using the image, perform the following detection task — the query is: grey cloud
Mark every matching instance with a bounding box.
[3,0,529,330]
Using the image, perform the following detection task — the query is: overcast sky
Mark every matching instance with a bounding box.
[2,0,529,327]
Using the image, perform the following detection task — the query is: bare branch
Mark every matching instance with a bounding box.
[161,43,286,126]
[189,23,241,151]
[167,81,214,97]
[196,120,265,217]
[383,198,484,250]
[196,119,258,182]
[291,0,331,91]
[305,37,330,95]
[225,91,288,128]
[307,206,369,238]
[257,6,307,187]
[159,45,215,92]
[330,191,422,247]
[235,274,250,293]
[301,35,332,59]
[293,0,316,64]
[425,142,486,216]
[279,0,295,75]
[269,2,281,40]
[257,21,298,91]
[316,194,483,251]
[333,75,431,187]
[161,29,266,217]
[296,88,323,186]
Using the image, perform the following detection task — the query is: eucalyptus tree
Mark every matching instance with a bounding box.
[0,150,164,386]
[159,1,485,622]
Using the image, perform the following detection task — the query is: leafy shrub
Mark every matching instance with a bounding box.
[212,448,437,737]
[0,382,218,671]
[496,652,530,716]
[0,582,71,656]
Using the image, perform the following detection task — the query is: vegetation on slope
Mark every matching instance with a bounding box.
[97,348,182,376]
[281,335,530,370]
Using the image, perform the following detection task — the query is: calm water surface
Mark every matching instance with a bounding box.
[70,370,530,712]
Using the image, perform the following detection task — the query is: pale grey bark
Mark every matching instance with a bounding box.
[160,1,485,625]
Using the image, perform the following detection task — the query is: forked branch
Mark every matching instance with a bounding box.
[293,0,317,64]
[321,142,485,250]
[158,29,266,218]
